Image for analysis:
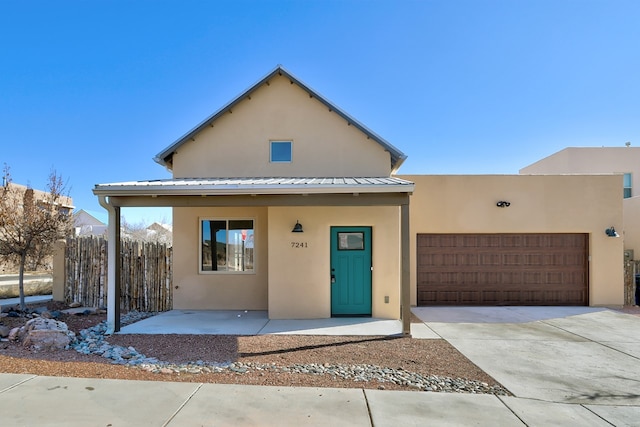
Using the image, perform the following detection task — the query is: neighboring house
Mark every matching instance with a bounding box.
[122,222,172,245]
[94,66,623,333]
[145,222,172,245]
[73,209,108,237]
[0,181,74,272]
[1,181,74,215]
[520,146,639,256]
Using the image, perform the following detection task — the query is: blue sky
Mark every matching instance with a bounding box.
[1,1,638,225]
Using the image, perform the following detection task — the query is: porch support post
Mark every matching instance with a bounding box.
[100,196,121,334]
[401,200,411,336]
[112,206,121,333]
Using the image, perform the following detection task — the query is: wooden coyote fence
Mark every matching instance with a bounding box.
[64,236,172,312]
[624,259,640,306]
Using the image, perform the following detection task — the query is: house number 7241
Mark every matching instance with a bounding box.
[291,242,308,248]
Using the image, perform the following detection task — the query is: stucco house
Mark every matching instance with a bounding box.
[520,146,640,257]
[94,66,413,333]
[0,181,74,272]
[1,181,74,215]
[94,66,624,334]
[73,209,108,237]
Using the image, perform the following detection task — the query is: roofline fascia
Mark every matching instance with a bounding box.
[153,65,407,171]
[93,183,415,197]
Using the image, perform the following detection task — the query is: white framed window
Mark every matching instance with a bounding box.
[200,218,254,273]
[624,173,632,198]
[270,141,292,163]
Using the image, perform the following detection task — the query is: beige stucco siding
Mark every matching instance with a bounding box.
[267,206,400,319]
[171,74,392,178]
[399,174,624,306]
[521,147,640,253]
[171,203,401,319]
[520,147,640,195]
[172,206,269,310]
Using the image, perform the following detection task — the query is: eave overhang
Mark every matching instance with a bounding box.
[93,177,415,198]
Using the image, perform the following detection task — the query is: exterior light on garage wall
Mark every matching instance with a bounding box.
[292,220,304,233]
[496,201,511,208]
[605,226,620,237]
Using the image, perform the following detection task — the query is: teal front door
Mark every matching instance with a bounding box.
[330,227,372,316]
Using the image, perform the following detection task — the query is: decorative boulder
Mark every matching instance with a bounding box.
[14,318,75,351]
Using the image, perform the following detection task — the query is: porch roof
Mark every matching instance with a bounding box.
[93,177,414,197]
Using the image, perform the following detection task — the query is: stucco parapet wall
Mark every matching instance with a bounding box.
[518,172,621,176]
[92,177,415,196]
[2,182,74,209]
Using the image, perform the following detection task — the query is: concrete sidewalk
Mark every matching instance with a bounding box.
[0,293,52,307]
[3,373,631,426]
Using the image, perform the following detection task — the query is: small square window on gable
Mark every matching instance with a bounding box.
[270,141,292,163]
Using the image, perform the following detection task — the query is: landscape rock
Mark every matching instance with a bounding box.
[13,317,75,351]
[8,327,20,341]
[0,325,10,338]
[32,306,50,315]
[1,305,17,313]
[23,329,73,351]
[69,302,82,308]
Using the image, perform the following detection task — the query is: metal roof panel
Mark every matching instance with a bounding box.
[93,177,414,197]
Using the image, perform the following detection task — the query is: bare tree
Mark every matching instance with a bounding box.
[121,217,172,245]
[0,165,72,310]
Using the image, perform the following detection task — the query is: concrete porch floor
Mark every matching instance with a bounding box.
[118,309,420,336]
[116,306,614,337]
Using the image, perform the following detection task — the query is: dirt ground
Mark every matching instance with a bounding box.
[0,301,508,393]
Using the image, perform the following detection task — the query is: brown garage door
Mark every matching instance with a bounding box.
[417,234,588,306]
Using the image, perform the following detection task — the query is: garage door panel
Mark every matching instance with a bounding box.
[460,291,481,304]
[417,233,588,306]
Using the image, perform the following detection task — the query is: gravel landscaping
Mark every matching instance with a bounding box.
[0,301,510,395]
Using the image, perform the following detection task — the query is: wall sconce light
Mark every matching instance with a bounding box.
[605,226,620,237]
[292,220,304,233]
[496,201,511,208]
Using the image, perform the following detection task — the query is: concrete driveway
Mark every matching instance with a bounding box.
[413,306,640,406]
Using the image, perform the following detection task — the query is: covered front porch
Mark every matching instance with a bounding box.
[93,177,414,335]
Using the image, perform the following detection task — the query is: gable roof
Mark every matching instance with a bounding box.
[154,65,407,173]
[73,209,107,226]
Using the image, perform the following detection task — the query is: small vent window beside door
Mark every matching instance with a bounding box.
[624,173,632,198]
[270,141,292,163]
